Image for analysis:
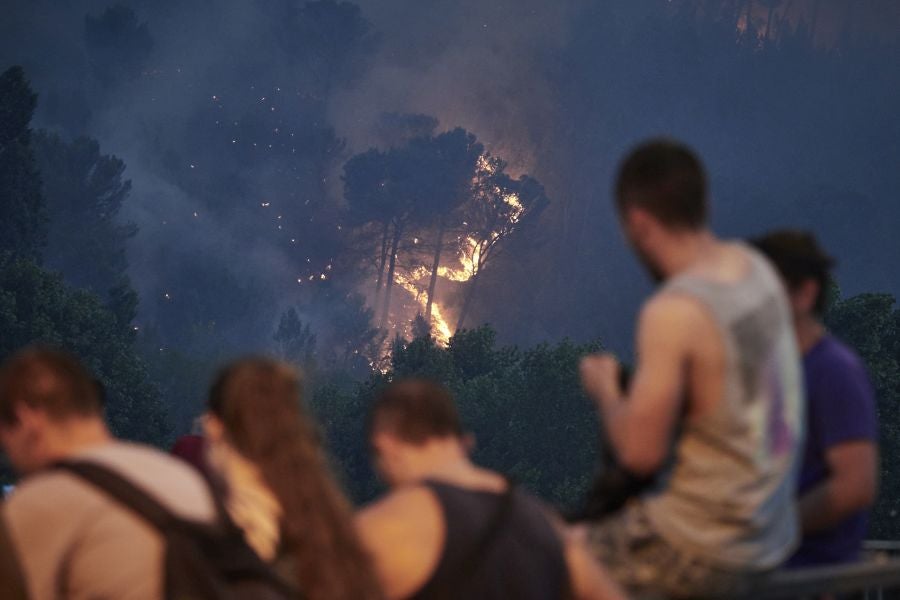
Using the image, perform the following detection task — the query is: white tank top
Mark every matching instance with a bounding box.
[643,244,805,569]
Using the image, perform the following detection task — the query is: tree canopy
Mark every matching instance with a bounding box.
[0,67,45,261]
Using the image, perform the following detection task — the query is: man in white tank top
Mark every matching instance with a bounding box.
[575,139,804,598]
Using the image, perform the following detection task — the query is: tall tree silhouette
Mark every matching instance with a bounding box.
[274,307,317,367]
[281,0,379,97]
[33,132,137,301]
[84,4,154,87]
[413,129,482,322]
[343,147,397,319]
[0,66,45,261]
[455,159,549,332]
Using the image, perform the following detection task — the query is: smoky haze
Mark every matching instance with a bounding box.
[2,0,898,360]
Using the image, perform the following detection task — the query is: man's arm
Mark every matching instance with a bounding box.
[355,486,444,600]
[799,441,878,534]
[580,295,697,476]
[561,527,627,600]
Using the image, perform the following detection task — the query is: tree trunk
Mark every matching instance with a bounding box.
[764,4,775,45]
[379,223,402,329]
[425,220,446,321]
[776,0,795,46]
[734,0,753,33]
[809,0,820,44]
[743,0,754,35]
[454,271,481,334]
[841,0,855,46]
[372,221,390,318]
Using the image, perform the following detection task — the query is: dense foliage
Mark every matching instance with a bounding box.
[309,326,602,509]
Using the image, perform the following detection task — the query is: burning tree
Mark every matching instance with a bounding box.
[343,127,549,342]
[453,156,549,332]
[410,129,483,322]
[343,128,482,332]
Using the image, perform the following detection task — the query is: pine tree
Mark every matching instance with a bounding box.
[0,66,46,261]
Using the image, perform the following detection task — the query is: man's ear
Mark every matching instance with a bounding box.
[371,431,398,457]
[14,404,47,432]
[202,412,225,442]
[623,206,655,239]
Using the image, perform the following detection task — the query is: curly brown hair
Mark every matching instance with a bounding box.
[208,358,382,600]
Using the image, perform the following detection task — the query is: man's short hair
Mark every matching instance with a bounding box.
[615,138,708,229]
[751,229,836,316]
[367,379,463,444]
[0,347,103,425]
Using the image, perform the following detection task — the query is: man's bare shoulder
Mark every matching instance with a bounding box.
[357,484,442,530]
[356,485,445,599]
[641,292,711,331]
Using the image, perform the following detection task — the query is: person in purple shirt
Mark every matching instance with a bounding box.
[753,230,879,566]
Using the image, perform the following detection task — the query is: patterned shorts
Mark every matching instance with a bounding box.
[585,502,766,599]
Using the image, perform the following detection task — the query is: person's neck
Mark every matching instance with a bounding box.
[403,442,483,486]
[658,229,717,277]
[795,313,826,355]
[401,443,508,493]
[42,419,113,463]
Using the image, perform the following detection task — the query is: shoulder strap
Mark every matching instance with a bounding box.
[442,479,516,599]
[55,461,177,531]
[0,512,28,600]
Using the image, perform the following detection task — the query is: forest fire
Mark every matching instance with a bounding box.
[438,237,481,282]
[390,186,527,344]
[378,137,544,345]
[346,126,545,349]
[393,269,455,344]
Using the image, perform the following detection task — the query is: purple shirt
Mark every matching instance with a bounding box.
[788,336,878,567]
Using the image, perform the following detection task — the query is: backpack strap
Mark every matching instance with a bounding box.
[55,461,179,531]
[440,478,517,599]
[55,461,303,599]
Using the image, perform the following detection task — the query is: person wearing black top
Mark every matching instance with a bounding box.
[355,379,624,600]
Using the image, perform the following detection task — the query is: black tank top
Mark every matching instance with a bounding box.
[410,480,569,600]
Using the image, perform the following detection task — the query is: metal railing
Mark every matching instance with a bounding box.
[865,541,900,556]
[753,559,900,599]
[638,543,900,599]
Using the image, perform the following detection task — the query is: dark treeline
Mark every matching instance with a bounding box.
[1,0,898,536]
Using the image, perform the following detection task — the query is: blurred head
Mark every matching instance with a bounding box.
[0,347,106,473]
[205,357,380,600]
[367,379,467,486]
[205,358,308,456]
[751,229,836,319]
[615,139,709,281]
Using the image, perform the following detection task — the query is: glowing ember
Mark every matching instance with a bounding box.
[477,155,496,173]
[505,193,524,219]
[439,236,480,282]
[393,268,454,344]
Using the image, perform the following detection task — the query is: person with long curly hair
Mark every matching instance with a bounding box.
[204,357,382,600]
